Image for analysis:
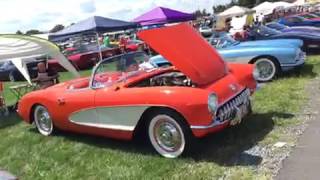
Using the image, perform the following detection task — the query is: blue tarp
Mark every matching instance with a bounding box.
[49,16,138,42]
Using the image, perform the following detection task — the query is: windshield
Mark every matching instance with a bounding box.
[91,52,153,88]
[256,25,281,36]
[267,23,287,30]
[0,61,12,68]
[210,33,238,48]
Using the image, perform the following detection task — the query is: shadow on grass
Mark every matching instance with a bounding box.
[279,63,317,80]
[0,112,21,129]
[188,112,292,166]
[306,49,320,56]
[27,111,295,167]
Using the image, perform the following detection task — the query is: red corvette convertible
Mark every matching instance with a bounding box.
[18,23,258,158]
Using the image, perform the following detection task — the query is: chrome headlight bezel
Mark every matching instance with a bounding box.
[208,93,218,114]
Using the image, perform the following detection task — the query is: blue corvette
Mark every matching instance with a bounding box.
[278,15,320,27]
[150,33,305,82]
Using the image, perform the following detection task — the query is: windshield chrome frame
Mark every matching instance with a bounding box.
[89,51,147,90]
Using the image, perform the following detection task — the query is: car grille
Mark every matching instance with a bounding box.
[296,50,306,62]
[216,88,250,122]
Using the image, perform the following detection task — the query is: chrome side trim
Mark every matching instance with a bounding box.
[69,121,135,131]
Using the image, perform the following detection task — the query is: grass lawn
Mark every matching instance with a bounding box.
[0,56,319,179]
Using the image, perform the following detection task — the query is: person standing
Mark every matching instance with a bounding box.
[103,35,110,48]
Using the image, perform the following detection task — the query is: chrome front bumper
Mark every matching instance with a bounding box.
[191,88,252,130]
[281,52,306,71]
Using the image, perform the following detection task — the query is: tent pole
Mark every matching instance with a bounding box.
[96,32,103,62]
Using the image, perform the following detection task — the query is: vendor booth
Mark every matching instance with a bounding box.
[216,6,255,34]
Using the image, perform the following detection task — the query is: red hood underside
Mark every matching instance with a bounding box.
[138,23,227,86]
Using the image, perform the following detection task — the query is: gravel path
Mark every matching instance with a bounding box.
[276,76,320,180]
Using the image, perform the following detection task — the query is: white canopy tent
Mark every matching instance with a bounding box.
[219,6,255,17]
[0,34,80,84]
[272,1,295,9]
[253,1,275,16]
[293,0,306,6]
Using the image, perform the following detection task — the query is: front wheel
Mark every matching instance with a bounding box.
[254,58,280,82]
[33,105,54,136]
[147,110,192,158]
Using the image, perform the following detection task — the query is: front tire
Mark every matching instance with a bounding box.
[147,110,192,158]
[254,57,280,82]
[34,105,54,136]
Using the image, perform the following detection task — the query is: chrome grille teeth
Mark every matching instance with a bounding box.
[216,89,250,122]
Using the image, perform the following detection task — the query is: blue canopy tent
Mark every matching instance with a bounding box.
[49,16,138,41]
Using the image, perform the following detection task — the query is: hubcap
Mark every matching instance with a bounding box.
[149,114,185,158]
[155,121,182,152]
[255,59,276,81]
[35,106,53,135]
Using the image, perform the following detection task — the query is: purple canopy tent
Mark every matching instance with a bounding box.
[133,7,195,26]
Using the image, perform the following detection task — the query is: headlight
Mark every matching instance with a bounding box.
[253,65,260,81]
[208,93,218,114]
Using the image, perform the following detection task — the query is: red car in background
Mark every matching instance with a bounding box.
[48,47,121,71]
[49,40,147,71]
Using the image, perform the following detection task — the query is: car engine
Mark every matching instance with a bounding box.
[132,71,195,87]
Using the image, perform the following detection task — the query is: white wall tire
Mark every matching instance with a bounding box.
[34,105,54,136]
[254,58,279,82]
[148,113,187,158]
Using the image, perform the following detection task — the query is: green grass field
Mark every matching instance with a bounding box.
[0,56,319,179]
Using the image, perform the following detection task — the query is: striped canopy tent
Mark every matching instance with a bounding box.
[0,34,79,84]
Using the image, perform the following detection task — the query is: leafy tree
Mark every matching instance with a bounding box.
[25,29,42,35]
[50,24,65,33]
[16,30,23,35]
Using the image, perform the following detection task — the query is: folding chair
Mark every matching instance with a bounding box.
[0,82,9,116]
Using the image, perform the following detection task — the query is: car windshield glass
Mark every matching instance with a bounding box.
[0,61,12,68]
[267,23,287,30]
[256,25,281,35]
[210,33,238,48]
[91,52,152,88]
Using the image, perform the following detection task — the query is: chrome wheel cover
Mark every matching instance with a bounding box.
[255,59,276,82]
[149,115,185,158]
[34,106,53,136]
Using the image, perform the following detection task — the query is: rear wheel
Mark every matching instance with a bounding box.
[33,105,54,136]
[254,58,280,82]
[147,110,193,158]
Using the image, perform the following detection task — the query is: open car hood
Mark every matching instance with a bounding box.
[138,23,227,86]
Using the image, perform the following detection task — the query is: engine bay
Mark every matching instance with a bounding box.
[132,71,195,87]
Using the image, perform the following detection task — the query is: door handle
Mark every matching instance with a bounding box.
[57,98,65,105]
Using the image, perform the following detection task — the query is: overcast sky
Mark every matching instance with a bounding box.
[0,0,231,33]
